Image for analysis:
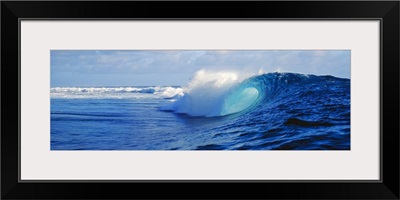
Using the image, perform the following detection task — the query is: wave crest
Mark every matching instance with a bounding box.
[161,70,349,117]
[160,69,256,117]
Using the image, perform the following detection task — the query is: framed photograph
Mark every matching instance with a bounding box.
[2,1,399,199]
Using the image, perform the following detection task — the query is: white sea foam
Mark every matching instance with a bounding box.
[161,69,258,117]
[50,86,183,99]
[156,87,184,99]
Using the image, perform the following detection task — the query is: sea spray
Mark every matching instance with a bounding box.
[157,87,184,99]
[160,69,257,117]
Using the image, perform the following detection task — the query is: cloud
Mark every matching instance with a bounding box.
[51,50,350,86]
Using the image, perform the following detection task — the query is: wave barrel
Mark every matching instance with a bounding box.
[221,87,259,116]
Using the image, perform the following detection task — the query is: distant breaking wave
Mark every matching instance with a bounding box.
[50,86,184,99]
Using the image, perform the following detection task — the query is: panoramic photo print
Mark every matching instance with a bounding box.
[51,50,350,150]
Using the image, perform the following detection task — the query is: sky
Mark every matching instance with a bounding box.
[51,50,350,87]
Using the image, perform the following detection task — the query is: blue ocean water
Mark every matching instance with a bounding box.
[51,72,350,150]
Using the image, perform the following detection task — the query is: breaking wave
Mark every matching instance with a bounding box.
[50,86,184,99]
[161,70,350,117]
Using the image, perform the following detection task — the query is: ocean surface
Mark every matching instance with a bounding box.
[51,72,350,150]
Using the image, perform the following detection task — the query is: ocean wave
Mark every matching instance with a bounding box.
[160,69,253,116]
[161,70,350,117]
[51,69,350,150]
[50,86,184,99]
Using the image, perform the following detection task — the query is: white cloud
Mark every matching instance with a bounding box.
[51,50,350,86]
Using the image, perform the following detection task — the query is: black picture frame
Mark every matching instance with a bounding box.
[2,1,399,199]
